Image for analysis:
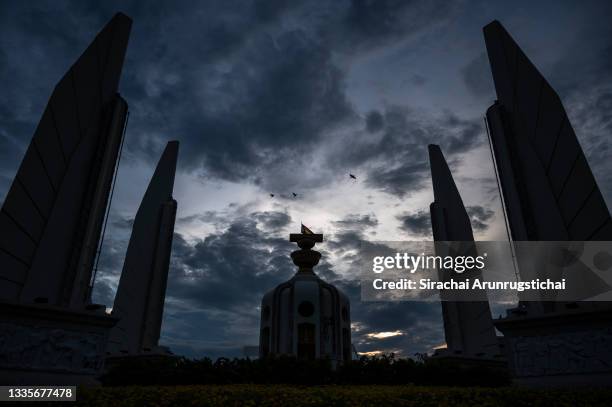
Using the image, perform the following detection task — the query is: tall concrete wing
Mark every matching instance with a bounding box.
[0,13,132,307]
[108,141,179,354]
[484,20,612,309]
[484,20,612,243]
[484,21,612,385]
[428,144,499,357]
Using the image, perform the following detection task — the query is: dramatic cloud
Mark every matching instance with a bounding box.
[342,0,457,51]
[328,107,484,197]
[397,210,431,236]
[365,111,384,133]
[253,211,292,232]
[466,205,495,232]
[158,210,438,358]
[333,213,378,231]
[159,213,296,357]
[397,205,494,237]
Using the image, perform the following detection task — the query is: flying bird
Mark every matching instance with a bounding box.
[292,192,298,198]
[349,173,357,180]
[270,194,275,198]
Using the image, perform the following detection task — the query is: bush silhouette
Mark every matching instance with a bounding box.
[100,353,510,387]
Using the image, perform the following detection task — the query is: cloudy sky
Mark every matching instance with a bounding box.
[1,0,611,358]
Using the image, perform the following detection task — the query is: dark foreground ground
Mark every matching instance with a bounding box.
[77,385,612,406]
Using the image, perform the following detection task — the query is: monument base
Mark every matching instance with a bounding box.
[428,348,509,386]
[495,305,612,387]
[0,300,117,385]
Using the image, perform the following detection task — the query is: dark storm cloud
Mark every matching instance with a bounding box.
[365,111,384,133]
[409,74,427,86]
[309,257,343,285]
[252,0,292,22]
[466,205,494,232]
[176,211,229,230]
[397,206,494,236]
[121,0,459,190]
[342,0,456,50]
[90,208,296,358]
[2,0,610,201]
[111,216,134,230]
[0,1,343,189]
[332,213,378,230]
[164,206,434,357]
[113,4,351,183]
[90,231,130,306]
[92,278,117,308]
[323,221,395,288]
[154,215,296,356]
[159,209,356,357]
[326,230,368,254]
[366,162,430,197]
[332,107,484,197]
[97,238,128,275]
[158,215,444,357]
[397,210,431,236]
[0,0,465,198]
[327,226,444,356]
[115,3,376,195]
[253,210,292,232]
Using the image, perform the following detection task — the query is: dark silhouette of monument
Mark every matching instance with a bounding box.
[107,141,179,356]
[428,144,502,361]
[260,228,352,363]
[0,13,132,385]
[484,20,612,385]
[0,13,132,307]
[485,21,611,245]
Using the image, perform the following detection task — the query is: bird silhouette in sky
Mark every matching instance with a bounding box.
[349,173,357,180]
[292,192,298,198]
[270,193,275,198]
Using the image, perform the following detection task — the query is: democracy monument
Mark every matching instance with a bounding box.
[259,227,352,363]
[0,7,610,389]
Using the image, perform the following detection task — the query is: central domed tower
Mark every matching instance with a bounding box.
[259,229,351,362]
